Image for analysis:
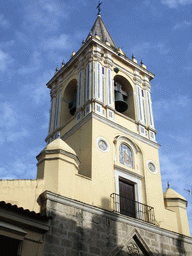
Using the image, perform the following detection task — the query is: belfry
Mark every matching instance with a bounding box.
[0,6,191,256]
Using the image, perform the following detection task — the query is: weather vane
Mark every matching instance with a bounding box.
[97,0,102,15]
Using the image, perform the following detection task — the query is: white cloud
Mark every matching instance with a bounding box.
[0,103,18,129]
[143,0,162,16]
[0,40,14,49]
[24,0,67,30]
[160,150,192,193]
[0,14,10,28]
[0,50,14,71]
[20,70,52,104]
[168,133,191,145]
[17,66,40,75]
[7,128,29,142]
[130,42,169,61]
[130,42,151,59]
[0,103,29,144]
[0,131,5,145]
[17,51,42,75]
[42,34,70,50]
[183,66,192,71]
[153,95,191,120]
[161,0,192,8]
[155,43,169,55]
[0,158,37,180]
[173,20,191,30]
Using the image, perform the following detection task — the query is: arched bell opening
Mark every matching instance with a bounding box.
[61,79,77,126]
[114,75,135,120]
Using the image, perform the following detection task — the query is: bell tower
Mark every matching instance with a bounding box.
[46,12,156,177]
[43,12,190,236]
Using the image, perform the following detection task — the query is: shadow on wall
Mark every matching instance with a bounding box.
[43,197,189,256]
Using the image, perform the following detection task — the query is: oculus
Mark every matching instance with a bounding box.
[147,160,158,174]
[98,140,107,151]
[97,137,110,152]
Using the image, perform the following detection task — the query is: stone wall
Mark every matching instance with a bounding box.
[40,191,192,256]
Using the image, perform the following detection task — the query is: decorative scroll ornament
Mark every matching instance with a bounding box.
[127,243,139,255]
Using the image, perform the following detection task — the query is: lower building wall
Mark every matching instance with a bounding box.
[0,179,44,212]
[41,191,192,256]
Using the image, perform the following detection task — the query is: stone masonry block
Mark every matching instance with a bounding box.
[68,231,80,241]
[45,234,60,245]
[51,226,67,238]
[143,237,150,245]
[61,238,72,248]
[90,246,101,255]
[145,231,157,240]
[162,244,170,251]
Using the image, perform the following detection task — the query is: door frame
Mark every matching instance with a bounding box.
[114,168,142,211]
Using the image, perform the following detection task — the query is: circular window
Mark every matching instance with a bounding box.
[97,137,110,152]
[147,161,158,174]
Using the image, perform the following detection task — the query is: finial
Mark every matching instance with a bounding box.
[132,53,135,59]
[96,0,102,15]
[141,59,144,65]
[71,50,76,57]
[82,38,86,44]
[55,66,59,72]
[57,132,60,139]
[167,182,170,188]
[89,31,92,37]
[62,59,65,66]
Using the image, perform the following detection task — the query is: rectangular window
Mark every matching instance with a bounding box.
[102,66,104,74]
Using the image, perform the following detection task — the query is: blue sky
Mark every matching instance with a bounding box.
[0,0,192,233]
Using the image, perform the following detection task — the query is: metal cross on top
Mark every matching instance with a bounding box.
[96,0,102,15]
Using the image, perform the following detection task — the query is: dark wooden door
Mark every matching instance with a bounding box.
[119,179,135,218]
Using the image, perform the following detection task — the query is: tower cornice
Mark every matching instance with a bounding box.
[46,36,155,90]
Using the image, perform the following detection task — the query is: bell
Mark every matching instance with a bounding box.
[68,90,77,115]
[115,91,128,113]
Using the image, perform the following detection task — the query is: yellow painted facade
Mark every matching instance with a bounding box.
[0,14,190,238]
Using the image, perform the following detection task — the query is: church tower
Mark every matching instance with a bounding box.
[37,11,190,236]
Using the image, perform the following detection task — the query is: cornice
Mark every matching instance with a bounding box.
[46,36,154,89]
[36,149,80,166]
[90,37,155,80]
